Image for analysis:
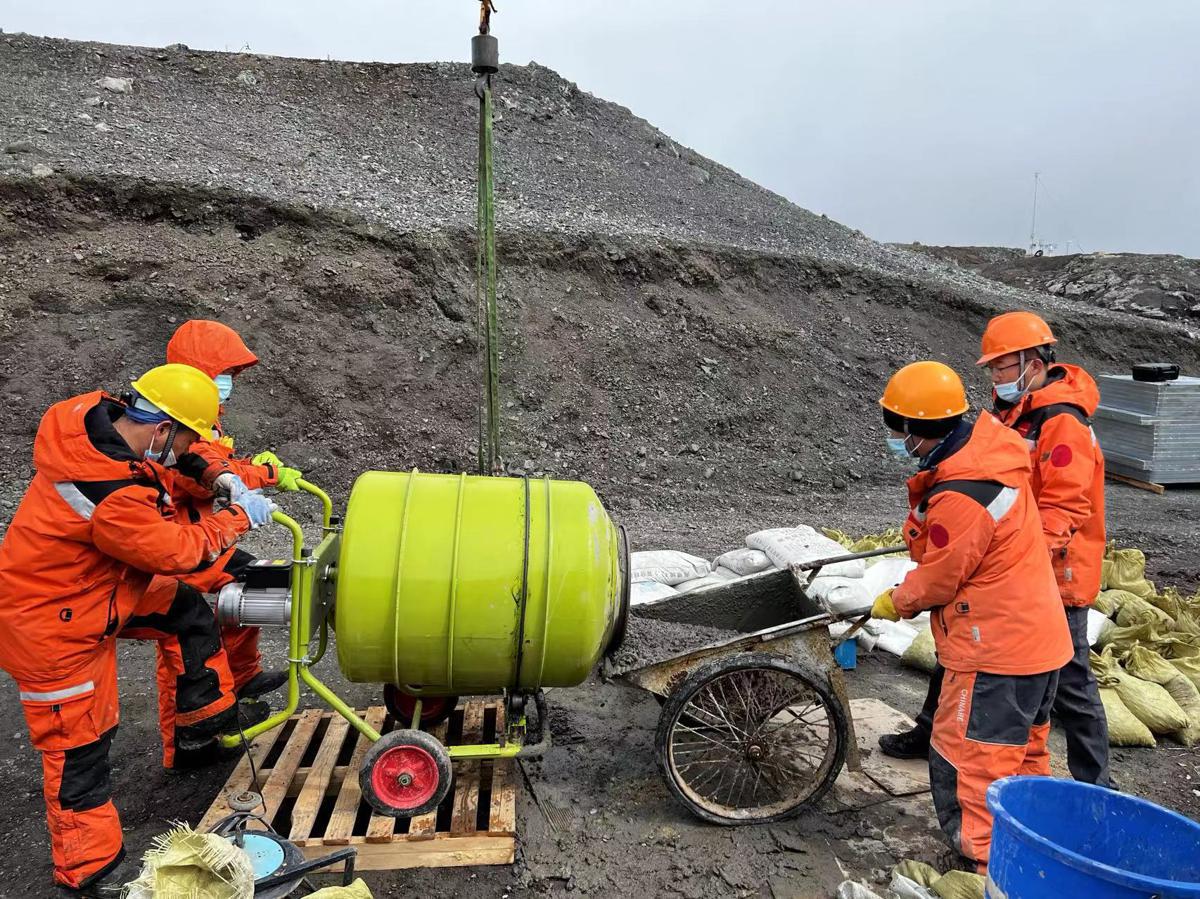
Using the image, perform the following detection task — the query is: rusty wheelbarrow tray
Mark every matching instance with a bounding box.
[604,545,904,826]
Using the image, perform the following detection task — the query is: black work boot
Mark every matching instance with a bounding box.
[236,668,289,700]
[878,725,931,760]
[60,850,142,896]
[175,698,272,754]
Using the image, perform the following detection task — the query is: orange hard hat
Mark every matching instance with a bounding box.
[977,311,1057,365]
[880,361,969,420]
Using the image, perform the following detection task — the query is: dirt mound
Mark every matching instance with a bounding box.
[899,243,1200,326]
[4,174,1197,534]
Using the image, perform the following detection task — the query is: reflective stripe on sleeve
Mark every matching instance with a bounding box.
[54,482,96,521]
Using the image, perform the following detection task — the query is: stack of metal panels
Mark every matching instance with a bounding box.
[1094,374,1200,485]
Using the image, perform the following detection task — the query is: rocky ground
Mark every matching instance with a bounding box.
[0,31,1198,899]
[897,243,1200,327]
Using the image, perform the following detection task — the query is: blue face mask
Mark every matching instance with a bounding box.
[886,435,915,460]
[994,377,1027,404]
[993,356,1034,404]
[215,374,234,403]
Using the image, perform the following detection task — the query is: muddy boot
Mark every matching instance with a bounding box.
[878,725,930,760]
[236,668,288,700]
[60,851,143,896]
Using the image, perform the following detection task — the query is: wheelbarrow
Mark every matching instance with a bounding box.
[212,470,629,820]
[604,545,904,825]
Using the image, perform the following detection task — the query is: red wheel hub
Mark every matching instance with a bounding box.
[371,744,439,810]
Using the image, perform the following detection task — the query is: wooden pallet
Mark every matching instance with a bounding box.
[198,699,517,871]
[1106,471,1167,495]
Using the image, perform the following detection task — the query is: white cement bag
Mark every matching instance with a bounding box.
[745,526,865,578]
[675,574,731,594]
[1088,607,1116,646]
[630,580,678,606]
[630,550,710,586]
[711,566,741,580]
[807,575,873,616]
[862,557,917,599]
[713,547,773,576]
[874,619,921,656]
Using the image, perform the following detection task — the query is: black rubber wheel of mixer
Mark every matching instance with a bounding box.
[655,652,849,825]
[360,728,453,818]
[383,685,459,729]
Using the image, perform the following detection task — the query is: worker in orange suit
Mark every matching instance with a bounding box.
[880,312,1111,787]
[980,311,1110,782]
[870,361,1073,869]
[152,320,302,771]
[0,364,276,895]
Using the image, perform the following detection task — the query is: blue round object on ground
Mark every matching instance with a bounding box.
[240,832,287,879]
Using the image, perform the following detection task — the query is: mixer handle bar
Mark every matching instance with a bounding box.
[295,478,335,530]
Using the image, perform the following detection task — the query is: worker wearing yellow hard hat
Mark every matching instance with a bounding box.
[0,364,275,894]
[872,360,1072,871]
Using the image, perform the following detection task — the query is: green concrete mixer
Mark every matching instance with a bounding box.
[214,471,630,817]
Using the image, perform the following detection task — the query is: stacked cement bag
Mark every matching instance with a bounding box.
[628,550,709,606]
[745,525,873,615]
[1084,542,1200,748]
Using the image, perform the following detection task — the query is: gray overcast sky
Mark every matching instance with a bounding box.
[4,1,1198,256]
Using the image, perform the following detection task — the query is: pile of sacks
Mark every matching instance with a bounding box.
[629,525,885,612]
[629,526,925,659]
[888,539,1200,751]
[1084,544,1200,748]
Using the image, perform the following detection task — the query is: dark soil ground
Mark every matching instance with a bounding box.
[0,32,1198,899]
[0,490,1194,899]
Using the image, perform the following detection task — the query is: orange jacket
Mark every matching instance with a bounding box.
[166,320,277,505]
[0,392,251,682]
[893,414,1073,676]
[992,364,1106,606]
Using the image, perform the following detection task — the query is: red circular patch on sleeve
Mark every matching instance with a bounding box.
[1050,444,1073,467]
[929,523,950,548]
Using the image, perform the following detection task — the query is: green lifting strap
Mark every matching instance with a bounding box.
[476,78,501,476]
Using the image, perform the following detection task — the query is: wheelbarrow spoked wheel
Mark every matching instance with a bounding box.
[383,685,459,728]
[360,729,453,818]
[655,652,849,825]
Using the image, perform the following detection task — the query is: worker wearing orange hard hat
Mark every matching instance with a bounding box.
[148,320,303,772]
[871,361,1072,869]
[881,312,1111,788]
[0,365,275,894]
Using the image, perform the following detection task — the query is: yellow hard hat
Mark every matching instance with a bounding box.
[130,363,219,435]
[880,361,969,420]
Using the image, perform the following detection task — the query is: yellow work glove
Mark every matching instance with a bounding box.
[871,588,900,621]
[252,450,282,467]
[275,465,304,492]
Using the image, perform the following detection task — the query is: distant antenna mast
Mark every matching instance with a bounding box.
[1028,172,1039,252]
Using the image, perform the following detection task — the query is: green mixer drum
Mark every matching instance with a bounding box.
[335,470,628,694]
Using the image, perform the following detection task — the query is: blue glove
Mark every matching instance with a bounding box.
[227,475,276,528]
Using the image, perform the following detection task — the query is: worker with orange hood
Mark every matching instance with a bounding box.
[0,365,275,895]
[879,313,1111,788]
[157,321,302,755]
[871,361,1072,869]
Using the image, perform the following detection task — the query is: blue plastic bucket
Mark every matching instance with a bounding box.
[832,637,857,670]
[986,776,1200,898]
